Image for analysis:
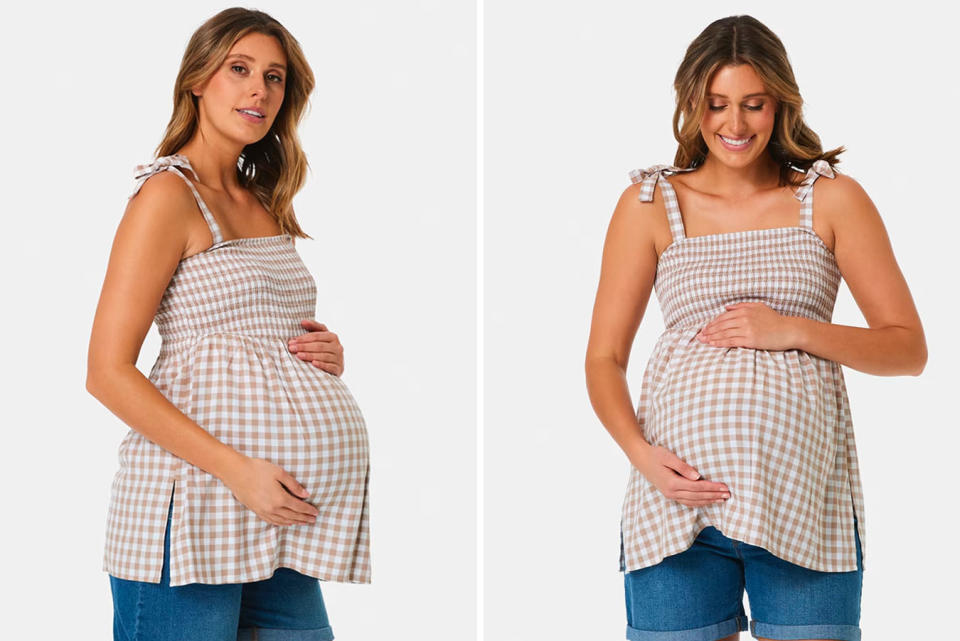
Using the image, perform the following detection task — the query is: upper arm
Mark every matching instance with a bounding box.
[819,173,924,332]
[585,182,662,369]
[87,172,195,377]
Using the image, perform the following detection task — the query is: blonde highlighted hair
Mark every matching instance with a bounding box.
[155,7,315,239]
[672,15,844,186]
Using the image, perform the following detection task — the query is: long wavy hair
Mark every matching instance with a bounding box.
[672,15,844,186]
[155,7,316,239]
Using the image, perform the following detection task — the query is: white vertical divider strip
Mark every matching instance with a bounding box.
[476,0,485,639]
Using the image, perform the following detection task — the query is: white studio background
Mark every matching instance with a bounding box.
[486,2,957,640]
[0,2,475,640]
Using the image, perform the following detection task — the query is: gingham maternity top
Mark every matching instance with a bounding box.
[103,154,371,586]
[619,159,866,573]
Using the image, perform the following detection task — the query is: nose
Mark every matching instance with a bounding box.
[729,107,747,135]
[248,75,267,99]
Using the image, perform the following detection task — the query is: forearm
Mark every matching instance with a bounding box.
[86,364,248,482]
[585,356,652,467]
[787,316,926,376]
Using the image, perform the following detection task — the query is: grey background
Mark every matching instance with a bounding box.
[485,1,956,639]
[1,2,476,639]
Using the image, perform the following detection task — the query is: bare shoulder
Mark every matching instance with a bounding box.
[813,168,901,279]
[613,181,668,224]
[814,170,882,234]
[127,171,198,228]
[610,181,672,257]
[124,170,208,257]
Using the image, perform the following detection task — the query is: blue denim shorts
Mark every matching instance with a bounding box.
[108,487,334,641]
[624,517,863,641]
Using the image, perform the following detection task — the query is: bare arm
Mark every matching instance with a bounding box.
[584,183,659,468]
[87,173,319,526]
[85,172,248,483]
[786,174,926,375]
[585,182,731,507]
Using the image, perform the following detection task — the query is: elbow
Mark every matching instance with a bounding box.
[584,348,596,378]
[86,361,120,398]
[910,348,927,377]
[85,369,103,398]
[909,333,928,376]
[896,335,927,377]
[584,352,603,378]
[585,352,627,379]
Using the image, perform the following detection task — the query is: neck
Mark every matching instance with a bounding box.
[696,153,781,198]
[176,134,244,193]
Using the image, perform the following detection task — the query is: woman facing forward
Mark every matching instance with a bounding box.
[86,8,370,641]
[585,15,925,641]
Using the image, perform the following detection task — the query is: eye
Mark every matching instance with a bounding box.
[708,103,764,112]
[268,73,284,83]
[231,64,247,74]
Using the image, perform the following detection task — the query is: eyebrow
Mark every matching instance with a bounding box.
[227,53,286,71]
[707,92,768,99]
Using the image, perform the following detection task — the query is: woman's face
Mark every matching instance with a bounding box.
[698,63,778,169]
[192,32,287,147]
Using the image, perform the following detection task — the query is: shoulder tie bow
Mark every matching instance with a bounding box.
[628,164,695,202]
[793,159,836,202]
[130,154,198,199]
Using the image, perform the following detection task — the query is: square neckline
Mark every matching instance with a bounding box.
[654,169,835,262]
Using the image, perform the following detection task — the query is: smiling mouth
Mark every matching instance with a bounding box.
[236,108,265,120]
[718,134,754,147]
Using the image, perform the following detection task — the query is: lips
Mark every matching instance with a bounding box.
[718,134,752,145]
[236,108,266,124]
[717,134,754,151]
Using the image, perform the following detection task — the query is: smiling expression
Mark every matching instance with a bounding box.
[192,32,288,145]
[698,64,779,167]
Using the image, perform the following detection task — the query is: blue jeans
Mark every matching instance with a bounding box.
[624,518,863,641]
[108,488,334,641]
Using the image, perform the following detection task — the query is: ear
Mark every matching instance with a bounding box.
[190,76,211,98]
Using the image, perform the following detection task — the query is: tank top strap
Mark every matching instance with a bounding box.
[792,159,836,229]
[628,164,697,241]
[131,154,224,245]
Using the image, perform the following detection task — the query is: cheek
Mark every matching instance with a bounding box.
[755,110,776,133]
[700,114,722,140]
[202,75,235,105]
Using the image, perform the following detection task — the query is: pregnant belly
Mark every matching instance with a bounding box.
[644,342,838,493]
[150,335,369,499]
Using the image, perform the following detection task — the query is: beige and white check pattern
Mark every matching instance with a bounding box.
[619,160,866,573]
[103,154,371,586]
